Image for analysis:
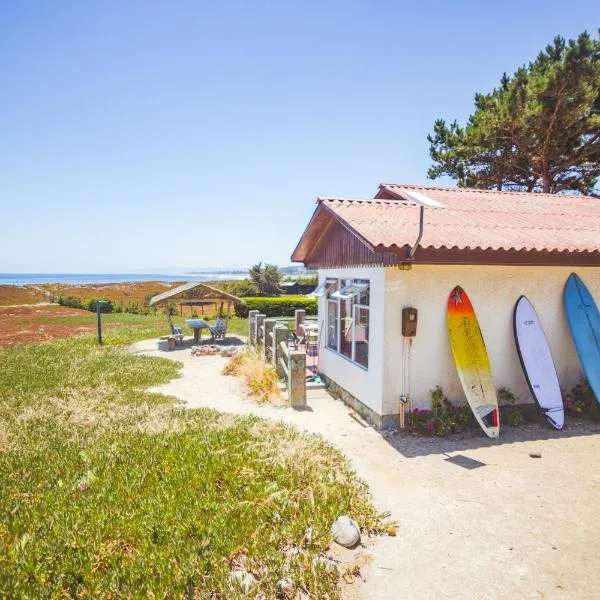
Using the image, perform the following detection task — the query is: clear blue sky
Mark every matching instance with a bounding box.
[0,1,596,272]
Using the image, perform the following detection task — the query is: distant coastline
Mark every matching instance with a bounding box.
[0,272,249,286]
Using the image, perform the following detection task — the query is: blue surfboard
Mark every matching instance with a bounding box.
[564,273,600,404]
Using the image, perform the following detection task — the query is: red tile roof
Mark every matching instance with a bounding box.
[341,184,600,253]
[292,184,600,264]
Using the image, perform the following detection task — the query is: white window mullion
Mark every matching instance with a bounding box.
[336,296,341,352]
[351,301,356,362]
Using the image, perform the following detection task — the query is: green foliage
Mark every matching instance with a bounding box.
[57,295,83,309]
[249,262,283,296]
[142,292,155,307]
[498,386,525,426]
[295,275,318,286]
[506,411,525,426]
[410,386,473,436]
[0,327,386,597]
[497,386,517,405]
[86,297,114,313]
[428,31,600,194]
[58,296,115,313]
[235,296,317,318]
[223,278,260,297]
[565,378,600,420]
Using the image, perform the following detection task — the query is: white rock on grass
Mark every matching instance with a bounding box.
[312,555,336,569]
[331,515,361,548]
[277,577,293,592]
[229,569,256,591]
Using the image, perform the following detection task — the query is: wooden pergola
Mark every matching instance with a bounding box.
[148,282,244,316]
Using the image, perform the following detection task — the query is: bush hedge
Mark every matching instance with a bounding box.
[235,295,317,318]
[58,296,114,313]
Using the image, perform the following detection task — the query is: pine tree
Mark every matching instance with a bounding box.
[249,262,282,296]
[428,31,600,195]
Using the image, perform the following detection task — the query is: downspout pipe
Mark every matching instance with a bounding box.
[407,205,424,260]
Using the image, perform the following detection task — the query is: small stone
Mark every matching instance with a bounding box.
[312,555,336,569]
[277,577,293,591]
[229,569,256,591]
[529,452,542,458]
[331,515,361,548]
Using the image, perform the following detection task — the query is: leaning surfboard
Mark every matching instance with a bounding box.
[447,286,499,438]
[513,296,564,429]
[564,273,600,405]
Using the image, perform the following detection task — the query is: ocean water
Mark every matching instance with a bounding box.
[0,272,248,286]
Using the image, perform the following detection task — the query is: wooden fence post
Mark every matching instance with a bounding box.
[248,310,259,347]
[273,325,288,378]
[256,314,266,348]
[289,350,307,408]
[295,309,305,336]
[263,319,276,362]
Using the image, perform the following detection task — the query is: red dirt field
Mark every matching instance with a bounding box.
[0,285,48,306]
[39,281,177,308]
[0,305,112,348]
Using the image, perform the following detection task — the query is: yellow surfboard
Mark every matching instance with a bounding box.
[447,286,499,438]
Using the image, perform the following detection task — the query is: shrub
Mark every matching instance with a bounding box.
[222,352,246,376]
[565,378,600,420]
[236,296,317,318]
[296,275,318,286]
[57,295,83,309]
[498,386,525,425]
[223,279,260,297]
[86,298,114,313]
[506,411,524,426]
[223,351,281,403]
[410,386,472,436]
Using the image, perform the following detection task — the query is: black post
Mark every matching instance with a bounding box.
[96,300,108,345]
[97,301,103,345]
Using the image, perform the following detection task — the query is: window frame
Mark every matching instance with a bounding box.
[324,277,369,370]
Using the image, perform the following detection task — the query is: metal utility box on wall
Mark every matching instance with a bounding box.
[402,307,418,337]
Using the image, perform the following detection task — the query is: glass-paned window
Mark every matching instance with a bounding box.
[340,292,353,359]
[327,300,338,349]
[355,279,370,306]
[354,306,369,368]
[325,277,370,369]
[311,278,337,297]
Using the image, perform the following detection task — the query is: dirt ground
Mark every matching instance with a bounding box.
[0,285,47,305]
[130,337,600,600]
[0,305,102,348]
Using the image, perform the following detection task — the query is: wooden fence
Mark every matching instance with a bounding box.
[248,310,307,409]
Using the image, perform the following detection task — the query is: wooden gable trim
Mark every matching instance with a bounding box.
[305,219,401,269]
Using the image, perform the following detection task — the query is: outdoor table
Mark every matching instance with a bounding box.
[301,322,319,334]
[185,319,210,343]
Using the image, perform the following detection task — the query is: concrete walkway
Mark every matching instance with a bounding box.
[130,338,600,600]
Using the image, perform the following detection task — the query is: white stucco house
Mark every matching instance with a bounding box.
[291,183,600,429]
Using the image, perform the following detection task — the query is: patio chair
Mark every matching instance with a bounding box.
[166,315,185,344]
[275,320,300,349]
[287,330,300,350]
[305,326,319,372]
[209,317,228,341]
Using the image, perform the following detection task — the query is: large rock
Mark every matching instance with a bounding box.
[331,515,361,548]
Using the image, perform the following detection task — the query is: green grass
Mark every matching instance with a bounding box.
[0,324,385,597]
[32,311,250,344]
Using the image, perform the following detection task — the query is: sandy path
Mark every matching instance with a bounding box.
[130,338,600,599]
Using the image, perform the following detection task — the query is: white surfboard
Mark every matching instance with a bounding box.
[513,296,564,429]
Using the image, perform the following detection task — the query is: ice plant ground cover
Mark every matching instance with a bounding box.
[0,323,385,598]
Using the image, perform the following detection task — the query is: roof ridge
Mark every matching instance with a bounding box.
[319,197,410,205]
[380,183,597,199]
